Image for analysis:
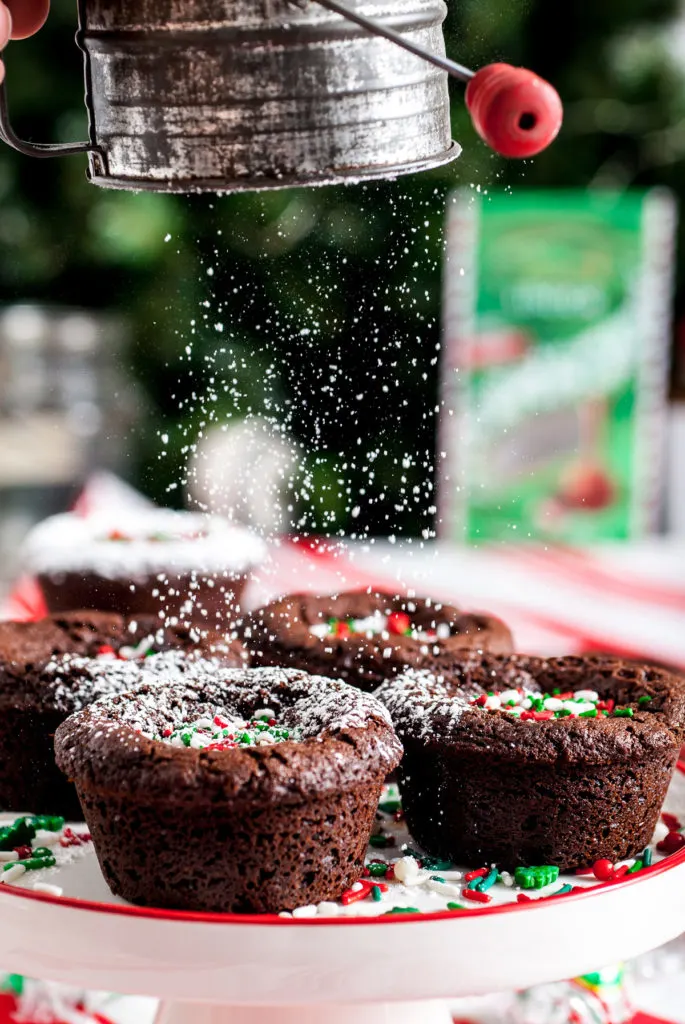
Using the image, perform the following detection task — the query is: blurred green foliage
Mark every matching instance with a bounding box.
[0,0,682,535]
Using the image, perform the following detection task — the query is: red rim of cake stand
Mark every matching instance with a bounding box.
[1,847,682,926]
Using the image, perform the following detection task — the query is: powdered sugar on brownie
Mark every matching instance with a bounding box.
[22,510,266,579]
[82,666,398,748]
[41,650,215,714]
[375,669,472,740]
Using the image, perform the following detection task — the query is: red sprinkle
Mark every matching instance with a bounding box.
[596,699,615,713]
[14,846,31,859]
[462,888,492,904]
[575,867,595,876]
[107,529,129,541]
[341,885,369,906]
[385,864,395,881]
[516,893,532,903]
[532,711,554,721]
[607,864,629,882]
[340,878,388,906]
[592,858,614,881]
[657,831,685,855]
[387,612,411,636]
[474,695,488,707]
[97,645,115,657]
[335,621,351,639]
[59,828,90,848]
[464,867,488,882]
[662,812,682,832]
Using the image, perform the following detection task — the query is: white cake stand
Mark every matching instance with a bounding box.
[2,839,685,1024]
[3,770,685,1024]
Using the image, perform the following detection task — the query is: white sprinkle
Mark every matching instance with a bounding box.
[33,830,61,848]
[0,851,18,863]
[292,904,319,918]
[278,911,292,918]
[499,871,514,887]
[316,901,340,916]
[542,697,564,712]
[574,690,599,703]
[393,856,424,885]
[1,864,26,883]
[350,880,365,892]
[32,882,63,897]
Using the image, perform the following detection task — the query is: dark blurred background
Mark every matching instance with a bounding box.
[2,0,685,538]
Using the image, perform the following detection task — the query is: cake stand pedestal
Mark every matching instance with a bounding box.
[155,1002,453,1024]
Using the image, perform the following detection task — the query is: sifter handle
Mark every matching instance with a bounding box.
[0,75,93,158]
[310,0,563,158]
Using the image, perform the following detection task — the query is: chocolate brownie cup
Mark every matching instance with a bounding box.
[243,590,513,692]
[22,510,266,626]
[0,612,246,818]
[55,667,402,913]
[376,654,685,871]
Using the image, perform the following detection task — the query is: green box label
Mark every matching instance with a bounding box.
[439,190,675,542]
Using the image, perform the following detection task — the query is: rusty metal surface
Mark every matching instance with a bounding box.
[77,0,459,192]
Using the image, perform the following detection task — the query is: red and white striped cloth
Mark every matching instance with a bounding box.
[249,536,685,670]
[3,475,685,670]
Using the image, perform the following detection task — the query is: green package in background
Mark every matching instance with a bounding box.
[439,190,676,543]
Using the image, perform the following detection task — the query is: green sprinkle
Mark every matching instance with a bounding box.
[467,875,485,890]
[181,733,192,747]
[384,906,420,915]
[369,834,392,849]
[579,709,598,718]
[638,695,653,705]
[642,847,653,867]
[419,855,453,871]
[557,709,573,718]
[627,860,643,874]
[553,883,573,896]
[478,867,499,892]
[430,875,445,884]
[371,885,383,902]
[515,865,560,890]
[366,862,388,877]
[613,708,634,718]
[378,800,402,815]
[447,902,465,911]
[29,816,64,833]
[0,818,36,852]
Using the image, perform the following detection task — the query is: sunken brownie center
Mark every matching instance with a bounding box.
[309,611,453,643]
[471,686,650,720]
[154,707,302,750]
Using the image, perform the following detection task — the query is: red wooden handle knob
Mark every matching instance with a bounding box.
[465,63,563,158]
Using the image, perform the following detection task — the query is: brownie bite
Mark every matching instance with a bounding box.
[0,611,246,818]
[22,510,266,626]
[55,666,402,913]
[243,590,513,692]
[376,654,685,871]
